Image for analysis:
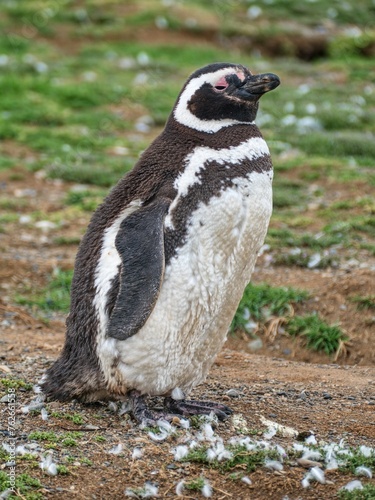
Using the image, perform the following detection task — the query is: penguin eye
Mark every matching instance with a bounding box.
[213,76,229,92]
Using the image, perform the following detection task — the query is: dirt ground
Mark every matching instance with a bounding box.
[1,161,375,499]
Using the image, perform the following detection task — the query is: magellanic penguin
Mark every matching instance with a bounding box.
[41,63,280,423]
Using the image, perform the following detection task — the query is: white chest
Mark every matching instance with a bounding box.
[115,170,273,396]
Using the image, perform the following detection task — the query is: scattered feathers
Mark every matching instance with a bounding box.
[132,447,143,460]
[125,482,158,498]
[41,408,49,421]
[264,459,283,471]
[40,452,58,476]
[171,387,185,400]
[201,480,212,498]
[175,480,185,496]
[108,443,123,455]
[173,445,189,461]
[355,466,372,478]
[340,480,363,491]
[241,476,252,485]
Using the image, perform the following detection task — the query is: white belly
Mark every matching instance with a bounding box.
[114,170,273,396]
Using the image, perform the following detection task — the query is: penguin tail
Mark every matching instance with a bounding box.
[40,356,107,403]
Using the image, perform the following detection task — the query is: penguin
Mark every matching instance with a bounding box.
[41,62,280,424]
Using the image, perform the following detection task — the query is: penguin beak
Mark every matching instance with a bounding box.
[234,73,280,100]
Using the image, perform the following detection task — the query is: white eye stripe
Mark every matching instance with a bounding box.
[174,68,253,133]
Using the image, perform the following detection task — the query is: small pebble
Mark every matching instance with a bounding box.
[297,458,322,469]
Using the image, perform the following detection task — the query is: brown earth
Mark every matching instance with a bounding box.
[1,160,375,499]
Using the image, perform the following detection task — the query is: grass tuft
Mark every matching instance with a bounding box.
[1,378,32,391]
[349,295,375,311]
[28,431,83,448]
[51,411,84,425]
[231,283,308,332]
[0,471,43,499]
[184,477,205,491]
[338,484,375,500]
[184,444,279,472]
[287,314,348,355]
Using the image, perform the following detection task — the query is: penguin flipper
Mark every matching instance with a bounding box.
[106,197,170,341]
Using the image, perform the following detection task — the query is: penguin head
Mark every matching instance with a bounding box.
[172,62,280,134]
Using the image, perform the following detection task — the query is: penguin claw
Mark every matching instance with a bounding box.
[128,390,180,426]
[164,397,233,421]
[128,391,232,424]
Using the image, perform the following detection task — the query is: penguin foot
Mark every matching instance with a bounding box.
[128,390,178,426]
[164,397,233,421]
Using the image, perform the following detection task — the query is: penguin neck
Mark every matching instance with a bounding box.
[164,114,263,149]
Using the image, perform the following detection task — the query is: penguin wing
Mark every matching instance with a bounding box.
[106,197,171,340]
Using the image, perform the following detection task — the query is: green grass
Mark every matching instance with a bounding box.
[338,484,375,500]
[28,430,83,448]
[65,188,108,212]
[349,295,375,311]
[93,435,106,442]
[184,477,205,491]
[53,236,82,245]
[184,444,279,472]
[264,220,374,268]
[28,431,59,442]
[231,283,309,332]
[272,179,306,209]
[1,378,33,391]
[266,227,346,250]
[287,314,348,355]
[16,268,73,313]
[298,133,375,160]
[56,465,70,475]
[272,250,338,269]
[340,447,375,474]
[0,471,43,499]
[51,411,84,425]
[232,284,348,356]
